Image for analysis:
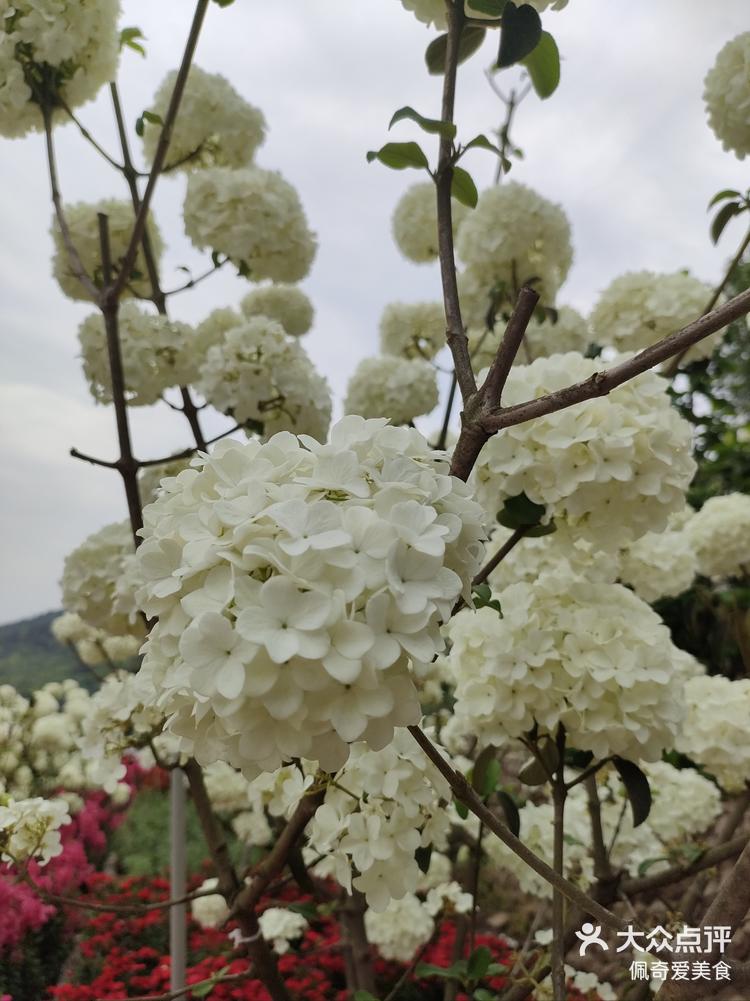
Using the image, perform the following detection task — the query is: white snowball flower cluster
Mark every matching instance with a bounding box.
[391,182,469,263]
[60,521,143,638]
[51,199,164,302]
[191,877,229,929]
[618,518,698,603]
[398,0,566,31]
[133,416,485,779]
[138,459,192,506]
[202,760,255,815]
[472,352,696,549]
[535,967,616,1001]
[379,301,445,359]
[183,167,316,282]
[142,65,266,171]
[486,527,614,594]
[686,493,750,578]
[0,0,119,139]
[365,893,435,962]
[78,670,177,792]
[589,271,720,363]
[344,356,439,424]
[196,315,332,441]
[704,32,750,159]
[456,182,573,307]
[307,729,454,910]
[258,908,308,954]
[240,284,314,337]
[676,674,750,792]
[523,305,592,359]
[640,760,722,845]
[78,303,195,407]
[0,796,70,865]
[447,572,686,761]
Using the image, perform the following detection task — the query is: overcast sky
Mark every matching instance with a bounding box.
[2,0,749,626]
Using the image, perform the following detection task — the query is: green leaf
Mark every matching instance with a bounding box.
[426,27,487,75]
[451,166,479,208]
[518,756,549,785]
[637,856,670,877]
[288,901,318,921]
[524,520,557,538]
[711,201,743,244]
[212,0,236,6]
[497,790,521,836]
[389,105,456,139]
[467,946,493,980]
[142,110,163,126]
[497,2,542,68]
[192,966,231,998]
[463,133,503,156]
[521,31,560,98]
[415,844,433,873]
[119,26,146,56]
[497,492,547,530]
[472,745,501,798]
[454,798,469,820]
[614,757,652,828]
[467,0,506,15]
[474,991,497,1001]
[416,960,468,980]
[135,115,145,138]
[707,188,742,209]
[366,141,429,170]
[565,748,594,770]
[353,992,379,1001]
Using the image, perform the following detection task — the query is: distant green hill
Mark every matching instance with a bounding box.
[0,610,95,695]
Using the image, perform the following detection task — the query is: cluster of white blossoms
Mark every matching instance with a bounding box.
[191,877,229,929]
[307,729,454,910]
[0,0,119,139]
[78,303,195,407]
[534,961,616,1001]
[142,65,266,171]
[344,356,439,424]
[486,528,614,594]
[0,795,70,866]
[51,198,164,302]
[398,0,567,30]
[196,316,332,441]
[685,493,750,578]
[704,31,750,159]
[522,305,592,359]
[456,182,574,309]
[472,352,696,549]
[391,182,469,263]
[379,301,445,359]
[60,521,143,638]
[51,611,140,666]
[676,674,750,792]
[446,572,686,761]
[183,167,316,282]
[138,459,192,507]
[258,908,308,954]
[77,670,177,792]
[589,271,720,363]
[639,759,722,845]
[618,516,698,603]
[133,417,484,780]
[240,284,314,337]
[365,881,471,962]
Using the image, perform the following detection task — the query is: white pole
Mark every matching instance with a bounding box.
[170,767,187,992]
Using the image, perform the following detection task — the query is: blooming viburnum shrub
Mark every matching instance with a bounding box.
[391,181,469,263]
[0,0,120,139]
[0,797,70,866]
[182,166,317,282]
[472,352,696,548]
[704,30,750,159]
[685,492,750,578]
[676,674,750,791]
[240,284,314,337]
[344,356,439,424]
[379,301,446,359]
[141,65,266,171]
[133,416,484,779]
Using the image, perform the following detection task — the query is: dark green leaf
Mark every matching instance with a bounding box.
[614,757,652,828]
[518,756,550,785]
[119,26,146,56]
[474,991,497,1001]
[451,166,479,208]
[707,188,742,209]
[135,115,145,138]
[212,0,236,6]
[467,946,492,980]
[416,960,468,980]
[288,901,318,921]
[415,844,433,874]
[353,992,379,1001]
[565,748,594,770]
[211,251,223,268]
[426,27,487,75]
[142,110,163,126]
[389,105,456,139]
[497,790,521,836]
[454,798,469,820]
[366,141,429,170]
[521,31,560,98]
[711,201,743,244]
[637,856,670,877]
[463,133,503,156]
[497,492,547,529]
[192,966,231,998]
[524,520,556,538]
[497,2,542,68]
[467,0,506,15]
[473,745,501,798]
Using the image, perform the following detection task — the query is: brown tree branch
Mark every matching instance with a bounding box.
[480,286,539,405]
[621,834,748,897]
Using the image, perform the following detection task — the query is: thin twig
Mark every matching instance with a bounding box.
[60,98,124,171]
[472,525,528,587]
[480,286,539,405]
[69,448,119,469]
[164,259,226,296]
[93,970,254,1001]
